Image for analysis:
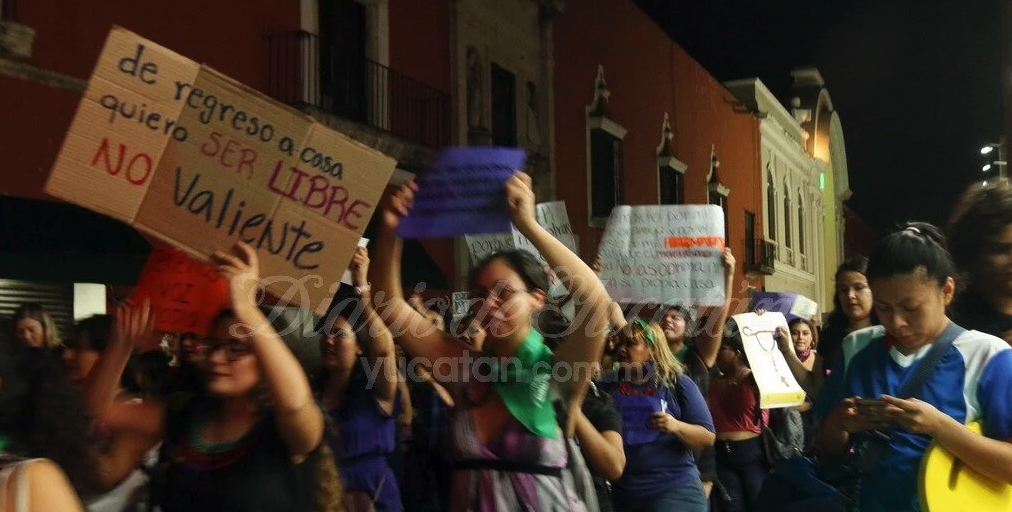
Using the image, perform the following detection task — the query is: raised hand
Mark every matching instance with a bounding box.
[350,246,370,288]
[112,299,155,352]
[774,325,793,355]
[505,172,536,228]
[211,242,261,316]
[722,248,736,274]
[379,181,418,231]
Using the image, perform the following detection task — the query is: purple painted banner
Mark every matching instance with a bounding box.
[397,147,526,238]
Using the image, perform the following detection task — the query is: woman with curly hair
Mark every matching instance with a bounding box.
[0,331,96,511]
[602,319,715,512]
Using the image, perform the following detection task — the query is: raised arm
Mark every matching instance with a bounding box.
[695,249,736,368]
[212,242,323,460]
[82,301,165,438]
[507,174,610,407]
[350,246,399,415]
[370,183,462,363]
[774,325,824,398]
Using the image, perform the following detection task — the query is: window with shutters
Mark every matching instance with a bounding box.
[590,129,623,219]
[586,65,627,227]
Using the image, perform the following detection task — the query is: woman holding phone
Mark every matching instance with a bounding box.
[815,223,1012,512]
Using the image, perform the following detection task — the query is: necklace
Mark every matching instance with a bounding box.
[742,326,790,388]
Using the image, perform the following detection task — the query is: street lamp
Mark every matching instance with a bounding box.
[981,142,1007,178]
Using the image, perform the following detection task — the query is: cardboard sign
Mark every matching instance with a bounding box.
[597,205,726,306]
[129,246,229,335]
[732,311,807,408]
[45,27,395,315]
[397,147,525,238]
[465,201,578,266]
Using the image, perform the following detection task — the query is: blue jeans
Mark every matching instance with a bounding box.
[623,480,708,512]
[715,438,769,512]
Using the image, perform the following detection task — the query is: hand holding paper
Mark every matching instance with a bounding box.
[505,172,537,229]
[379,182,417,233]
[397,147,525,238]
[350,246,370,288]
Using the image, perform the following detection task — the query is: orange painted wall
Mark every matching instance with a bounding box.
[389,0,451,94]
[0,0,302,201]
[388,0,454,287]
[384,0,453,287]
[553,0,764,301]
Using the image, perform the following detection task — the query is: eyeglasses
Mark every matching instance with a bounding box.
[470,284,528,304]
[324,328,353,340]
[199,338,254,362]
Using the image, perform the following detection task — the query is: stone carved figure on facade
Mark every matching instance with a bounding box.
[466,46,485,130]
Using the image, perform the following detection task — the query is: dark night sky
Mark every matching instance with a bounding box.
[635,0,1005,230]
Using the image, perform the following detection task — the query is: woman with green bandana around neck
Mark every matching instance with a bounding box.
[602,319,715,512]
[370,172,611,512]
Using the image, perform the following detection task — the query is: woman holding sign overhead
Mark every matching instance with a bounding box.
[600,319,715,512]
[370,172,611,512]
[81,242,334,512]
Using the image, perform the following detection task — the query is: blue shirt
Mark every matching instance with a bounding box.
[814,325,1012,512]
[603,373,714,500]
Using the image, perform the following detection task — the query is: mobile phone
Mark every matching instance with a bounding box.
[855,398,885,412]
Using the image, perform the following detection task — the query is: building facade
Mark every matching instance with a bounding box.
[448,0,563,289]
[789,69,851,308]
[0,0,454,315]
[725,77,826,305]
[553,0,767,303]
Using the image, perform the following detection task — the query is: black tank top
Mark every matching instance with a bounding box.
[154,402,320,512]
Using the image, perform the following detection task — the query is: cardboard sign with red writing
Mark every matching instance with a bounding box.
[45,27,395,315]
[597,205,726,306]
[129,246,229,335]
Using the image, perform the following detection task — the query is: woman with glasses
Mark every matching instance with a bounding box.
[602,319,714,512]
[82,242,329,512]
[319,246,403,512]
[370,172,611,512]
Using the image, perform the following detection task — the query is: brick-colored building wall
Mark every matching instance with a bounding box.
[553,0,764,301]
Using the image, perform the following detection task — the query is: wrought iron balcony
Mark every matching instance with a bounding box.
[265,31,450,148]
[744,238,776,275]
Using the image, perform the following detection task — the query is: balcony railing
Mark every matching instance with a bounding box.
[265,31,450,148]
[744,238,776,275]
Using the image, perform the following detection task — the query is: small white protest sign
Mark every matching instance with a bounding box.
[732,311,807,408]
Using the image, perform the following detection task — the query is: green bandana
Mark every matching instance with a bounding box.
[490,329,559,439]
